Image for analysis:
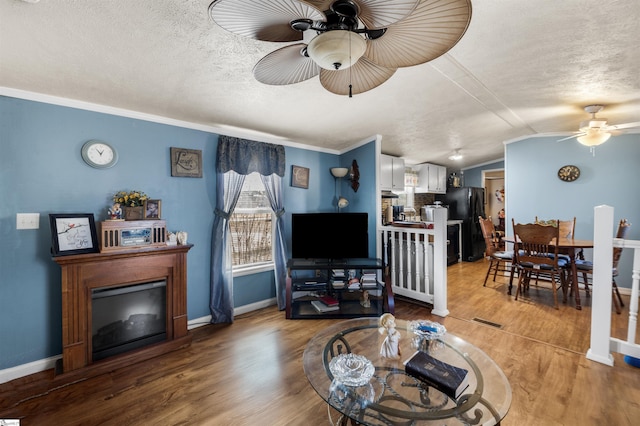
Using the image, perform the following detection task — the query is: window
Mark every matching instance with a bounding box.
[229,173,273,267]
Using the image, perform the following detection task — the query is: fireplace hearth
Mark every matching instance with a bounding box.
[53,245,192,375]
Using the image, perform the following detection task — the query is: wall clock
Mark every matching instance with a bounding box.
[557,165,580,182]
[81,140,118,169]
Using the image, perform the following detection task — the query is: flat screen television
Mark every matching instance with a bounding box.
[291,212,369,260]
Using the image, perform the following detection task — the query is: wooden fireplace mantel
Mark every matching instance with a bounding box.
[53,244,193,376]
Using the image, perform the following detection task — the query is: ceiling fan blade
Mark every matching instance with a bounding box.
[208,0,325,42]
[557,134,582,142]
[305,0,419,28]
[606,121,640,131]
[319,56,396,96]
[365,0,472,68]
[253,44,320,85]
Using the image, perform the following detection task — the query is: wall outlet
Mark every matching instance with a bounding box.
[17,213,40,229]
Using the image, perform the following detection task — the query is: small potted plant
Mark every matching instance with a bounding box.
[112,190,148,220]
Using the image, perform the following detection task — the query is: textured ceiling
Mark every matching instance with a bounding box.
[1,0,639,168]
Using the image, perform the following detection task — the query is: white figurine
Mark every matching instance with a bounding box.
[176,231,188,245]
[379,313,401,359]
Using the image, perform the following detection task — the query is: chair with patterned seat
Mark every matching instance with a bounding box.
[574,218,631,314]
[512,219,569,309]
[479,216,515,289]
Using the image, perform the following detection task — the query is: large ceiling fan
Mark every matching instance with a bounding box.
[208,0,472,97]
[558,105,640,147]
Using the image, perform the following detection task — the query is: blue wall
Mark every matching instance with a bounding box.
[505,134,640,288]
[463,160,505,188]
[0,95,377,372]
[337,142,378,258]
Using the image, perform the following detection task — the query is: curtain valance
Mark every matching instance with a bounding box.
[217,135,286,177]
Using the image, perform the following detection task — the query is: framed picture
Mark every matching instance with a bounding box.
[144,199,162,219]
[170,147,202,178]
[291,165,310,189]
[49,213,99,256]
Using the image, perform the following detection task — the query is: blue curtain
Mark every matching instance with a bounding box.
[261,174,287,309]
[210,136,287,323]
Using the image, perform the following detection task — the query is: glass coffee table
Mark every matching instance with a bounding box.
[303,318,511,425]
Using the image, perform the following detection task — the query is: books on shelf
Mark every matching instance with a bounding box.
[331,280,345,289]
[404,351,469,399]
[311,300,339,313]
[361,271,378,287]
[347,280,361,290]
[318,295,339,306]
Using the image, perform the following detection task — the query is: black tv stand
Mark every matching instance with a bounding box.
[285,258,394,319]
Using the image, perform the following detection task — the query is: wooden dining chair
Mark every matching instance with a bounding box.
[531,217,576,285]
[574,219,631,314]
[479,216,515,288]
[512,219,569,309]
[535,216,576,239]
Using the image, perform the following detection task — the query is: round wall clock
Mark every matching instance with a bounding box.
[81,140,118,169]
[557,165,580,182]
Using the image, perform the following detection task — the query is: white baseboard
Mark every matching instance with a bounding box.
[0,355,61,385]
[0,298,278,384]
[234,297,278,316]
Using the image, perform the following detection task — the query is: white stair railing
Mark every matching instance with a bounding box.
[378,207,449,317]
[587,205,640,366]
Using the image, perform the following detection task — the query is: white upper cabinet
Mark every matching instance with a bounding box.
[380,154,405,191]
[415,163,447,194]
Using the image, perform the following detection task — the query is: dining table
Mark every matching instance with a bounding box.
[503,236,593,310]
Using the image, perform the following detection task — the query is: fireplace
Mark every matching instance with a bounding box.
[54,245,192,375]
[92,280,167,361]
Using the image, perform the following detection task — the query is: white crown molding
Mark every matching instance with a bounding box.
[0,87,341,155]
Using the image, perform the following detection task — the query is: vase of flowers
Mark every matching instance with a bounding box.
[113,190,148,221]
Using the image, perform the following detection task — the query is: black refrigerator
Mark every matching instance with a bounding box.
[436,187,485,262]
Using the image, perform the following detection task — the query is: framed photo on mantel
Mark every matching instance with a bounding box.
[144,199,162,219]
[49,213,99,256]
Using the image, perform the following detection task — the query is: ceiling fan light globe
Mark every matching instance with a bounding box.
[337,197,349,208]
[577,130,611,147]
[307,30,366,70]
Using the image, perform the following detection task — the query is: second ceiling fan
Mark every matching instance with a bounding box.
[558,104,640,147]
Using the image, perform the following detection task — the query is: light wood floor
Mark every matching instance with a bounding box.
[2,259,639,425]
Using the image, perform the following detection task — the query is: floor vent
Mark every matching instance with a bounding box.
[472,317,503,328]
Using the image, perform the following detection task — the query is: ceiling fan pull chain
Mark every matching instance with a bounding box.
[348,30,353,98]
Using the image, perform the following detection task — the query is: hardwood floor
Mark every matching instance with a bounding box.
[2,259,639,425]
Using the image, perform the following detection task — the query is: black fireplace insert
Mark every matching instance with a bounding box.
[91,280,167,361]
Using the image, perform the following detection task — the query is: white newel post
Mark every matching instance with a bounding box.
[431,207,449,317]
[586,205,615,366]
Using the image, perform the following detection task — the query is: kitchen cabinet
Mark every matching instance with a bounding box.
[380,154,405,191]
[416,163,447,194]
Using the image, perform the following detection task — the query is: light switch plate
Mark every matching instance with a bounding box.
[17,213,40,229]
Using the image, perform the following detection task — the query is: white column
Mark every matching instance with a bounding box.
[586,205,615,366]
[431,207,449,317]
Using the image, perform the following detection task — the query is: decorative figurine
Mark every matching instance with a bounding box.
[176,231,188,245]
[379,313,401,359]
[360,290,371,308]
[108,203,123,220]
